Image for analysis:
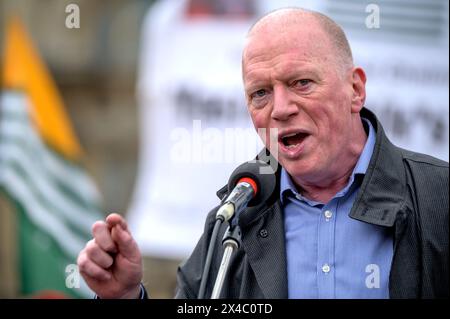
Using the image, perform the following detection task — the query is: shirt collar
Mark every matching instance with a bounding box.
[280,117,376,205]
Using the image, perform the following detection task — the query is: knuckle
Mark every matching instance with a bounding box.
[91,220,106,236]
[77,254,88,270]
[85,238,95,248]
[85,240,100,257]
[85,239,95,250]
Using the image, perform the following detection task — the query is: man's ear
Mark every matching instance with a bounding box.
[350,67,367,113]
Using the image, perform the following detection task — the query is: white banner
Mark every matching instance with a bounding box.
[128,0,448,258]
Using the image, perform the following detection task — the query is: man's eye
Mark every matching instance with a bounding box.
[249,89,269,108]
[294,79,311,87]
[252,89,266,98]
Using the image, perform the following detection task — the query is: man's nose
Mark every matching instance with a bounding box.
[271,86,299,121]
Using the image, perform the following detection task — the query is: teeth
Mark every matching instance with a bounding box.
[282,132,299,139]
[280,131,307,149]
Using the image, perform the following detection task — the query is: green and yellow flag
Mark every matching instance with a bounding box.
[0,18,103,298]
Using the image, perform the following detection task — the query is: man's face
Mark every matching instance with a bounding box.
[243,22,362,184]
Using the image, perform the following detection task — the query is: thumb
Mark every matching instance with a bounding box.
[111,224,140,262]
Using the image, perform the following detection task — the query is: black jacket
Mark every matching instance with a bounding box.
[173,108,449,299]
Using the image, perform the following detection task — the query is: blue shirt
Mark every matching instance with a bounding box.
[281,119,393,298]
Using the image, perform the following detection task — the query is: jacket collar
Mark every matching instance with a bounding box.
[349,108,406,227]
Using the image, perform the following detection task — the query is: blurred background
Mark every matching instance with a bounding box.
[0,0,448,298]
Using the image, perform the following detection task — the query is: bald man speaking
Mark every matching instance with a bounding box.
[77,8,449,299]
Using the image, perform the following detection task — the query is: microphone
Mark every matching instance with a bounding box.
[198,160,276,299]
[215,177,257,222]
[216,160,277,223]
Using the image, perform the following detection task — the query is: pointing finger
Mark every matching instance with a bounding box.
[110,224,140,261]
[106,213,128,231]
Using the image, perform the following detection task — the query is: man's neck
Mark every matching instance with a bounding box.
[291,118,368,204]
[295,167,356,203]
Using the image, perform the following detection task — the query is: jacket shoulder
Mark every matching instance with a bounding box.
[398,148,448,204]
[399,148,448,169]
[399,148,449,195]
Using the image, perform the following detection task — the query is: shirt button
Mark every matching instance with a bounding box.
[324,210,333,220]
[322,264,331,273]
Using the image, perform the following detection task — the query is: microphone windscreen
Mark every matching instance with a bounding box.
[227,160,277,207]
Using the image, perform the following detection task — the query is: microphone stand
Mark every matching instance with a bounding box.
[210,225,241,299]
[197,160,276,299]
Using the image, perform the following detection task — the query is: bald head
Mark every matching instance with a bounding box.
[245,8,353,74]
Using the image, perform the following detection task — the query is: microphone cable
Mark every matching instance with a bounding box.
[197,217,222,299]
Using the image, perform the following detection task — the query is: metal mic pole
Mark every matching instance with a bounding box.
[210,225,241,299]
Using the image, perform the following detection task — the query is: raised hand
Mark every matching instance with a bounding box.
[77,213,143,299]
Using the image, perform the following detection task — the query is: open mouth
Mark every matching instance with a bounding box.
[276,130,310,158]
[280,132,309,149]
